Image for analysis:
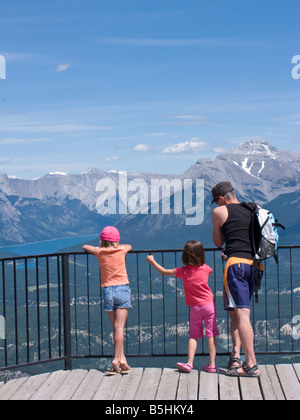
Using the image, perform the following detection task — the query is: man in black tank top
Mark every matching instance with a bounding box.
[211,182,260,378]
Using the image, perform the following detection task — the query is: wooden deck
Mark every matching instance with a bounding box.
[0,365,299,401]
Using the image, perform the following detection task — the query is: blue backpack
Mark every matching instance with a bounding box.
[242,202,285,302]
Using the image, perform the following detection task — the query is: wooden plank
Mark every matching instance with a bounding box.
[72,370,105,400]
[239,377,263,400]
[51,369,88,400]
[10,373,50,400]
[259,365,285,400]
[92,371,123,400]
[134,368,162,401]
[293,364,300,381]
[276,364,300,400]
[31,370,71,400]
[155,368,180,400]
[0,377,29,400]
[113,368,144,400]
[176,370,199,400]
[218,370,240,401]
[199,370,219,400]
[0,364,298,401]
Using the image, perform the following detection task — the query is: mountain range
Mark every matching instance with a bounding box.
[0,139,299,249]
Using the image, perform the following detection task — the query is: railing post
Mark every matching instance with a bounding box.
[62,254,72,371]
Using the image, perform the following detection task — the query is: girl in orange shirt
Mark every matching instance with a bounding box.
[83,226,132,374]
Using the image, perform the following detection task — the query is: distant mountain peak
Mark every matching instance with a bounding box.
[230,139,279,160]
[215,139,283,179]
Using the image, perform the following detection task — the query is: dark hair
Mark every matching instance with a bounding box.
[182,241,206,266]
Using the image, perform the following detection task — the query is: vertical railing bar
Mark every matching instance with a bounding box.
[62,254,72,371]
[136,253,141,355]
[87,253,91,356]
[46,256,51,360]
[57,256,62,358]
[149,257,153,356]
[264,260,268,353]
[175,251,178,355]
[213,250,217,299]
[99,266,104,356]
[2,260,7,367]
[277,255,281,352]
[36,257,41,361]
[289,248,294,351]
[74,254,78,355]
[162,252,166,355]
[252,282,256,350]
[25,258,30,363]
[13,260,18,365]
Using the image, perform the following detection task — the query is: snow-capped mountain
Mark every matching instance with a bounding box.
[182,139,300,203]
[0,140,299,247]
[116,139,300,248]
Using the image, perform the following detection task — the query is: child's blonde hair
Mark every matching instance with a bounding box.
[100,240,119,248]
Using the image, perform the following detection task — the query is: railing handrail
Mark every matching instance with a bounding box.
[1,244,299,262]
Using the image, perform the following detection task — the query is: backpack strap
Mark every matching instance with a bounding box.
[241,202,262,303]
[240,201,257,212]
[274,221,285,230]
[240,202,260,258]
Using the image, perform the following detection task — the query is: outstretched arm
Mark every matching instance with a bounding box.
[82,245,99,255]
[147,255,176,277]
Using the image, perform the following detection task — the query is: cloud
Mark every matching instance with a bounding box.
[98,38,270,48]
[0,123,109,134]
[284,113,300,125]
[0,137,49,145]
[56,63,71,73]
[105,156,119,162]
[162,138,207,154]
[134,144,150,152]
[213,147,226,154]
[169,115,219,126]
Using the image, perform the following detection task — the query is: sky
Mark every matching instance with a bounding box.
[0,0,299,179]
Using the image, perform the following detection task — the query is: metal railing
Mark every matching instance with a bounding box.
[0,246,299,371]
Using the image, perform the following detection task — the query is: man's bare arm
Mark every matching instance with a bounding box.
[212,207,227,248]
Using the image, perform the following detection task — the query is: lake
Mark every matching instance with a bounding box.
[0,235,98,257]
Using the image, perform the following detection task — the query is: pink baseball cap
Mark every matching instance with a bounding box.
[99,226,120,242]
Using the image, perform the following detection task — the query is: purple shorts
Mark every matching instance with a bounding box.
[189,302,220,339]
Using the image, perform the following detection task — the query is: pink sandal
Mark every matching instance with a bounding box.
[203,365,217,373]
[177,363,193,373]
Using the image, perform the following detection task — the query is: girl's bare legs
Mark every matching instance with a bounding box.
[187,338,198,366]
[187,337,217,367]
[108,309,130,372]
[207,337,217,367]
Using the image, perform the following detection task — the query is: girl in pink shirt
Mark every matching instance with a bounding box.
[83,226,132,374]
[147,241,219,373]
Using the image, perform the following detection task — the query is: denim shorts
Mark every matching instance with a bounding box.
[102,285,132,312]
